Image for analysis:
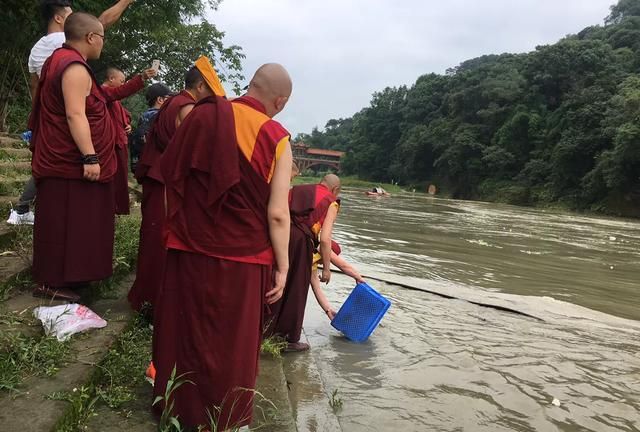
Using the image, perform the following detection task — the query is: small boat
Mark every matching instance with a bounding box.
[365,187,390,197]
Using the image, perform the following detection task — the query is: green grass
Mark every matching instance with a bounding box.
[56,314,279,432]
[52,313,152,431]
[0,332,72,393]
[0,213,142,400]
[7,224,34,264]
[0,150,19,163]
[0,224,34,301]
[0,270,33,302]
[94,313,152,409]
[260,335,288,359]
[95,213,141,299]
[49,386,100,432]
[0,178,28,196]
[0,162,31,177]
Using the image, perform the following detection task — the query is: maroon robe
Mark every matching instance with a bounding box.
[104,84,139,216]
[264,184,338,343]
[128,91,195,311]
[152,96,289,429]
[28,45,124,286]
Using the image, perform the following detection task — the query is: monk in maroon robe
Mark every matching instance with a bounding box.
[127,67,217,311]
[102,67,142,215]
[264,174,341,351]
[152,63,293,430]
[29,13,152,301]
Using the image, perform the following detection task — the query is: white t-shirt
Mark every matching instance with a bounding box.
[28,32,66,77]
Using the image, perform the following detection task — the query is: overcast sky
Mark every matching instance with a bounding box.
[207,0,614,136]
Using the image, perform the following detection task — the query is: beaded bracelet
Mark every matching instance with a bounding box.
[81,154,100,165]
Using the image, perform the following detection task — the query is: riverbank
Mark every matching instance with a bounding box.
[294,173,640,219]
[294,175,405,194]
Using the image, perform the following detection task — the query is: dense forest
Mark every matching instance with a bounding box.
[0,0,243,132]
[298,0,640,216]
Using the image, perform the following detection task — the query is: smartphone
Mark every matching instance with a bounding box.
[151,59,160,72]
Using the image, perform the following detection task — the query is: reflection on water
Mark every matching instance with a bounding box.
[299,190,640,432]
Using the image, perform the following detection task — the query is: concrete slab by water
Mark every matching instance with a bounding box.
[282,331,342,432]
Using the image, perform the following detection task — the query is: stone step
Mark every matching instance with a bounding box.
[0,176,30,197]
[0,225,32,303]
[0,196,23,215]
[0,135,27,149]
[252,356,298,431]
[0,161,31,177]
[0,275,136,432]
[0,148,32,162]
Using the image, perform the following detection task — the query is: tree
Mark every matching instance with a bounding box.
[0,0,244,132]
[606,0,640,25]
[303,0,640,215]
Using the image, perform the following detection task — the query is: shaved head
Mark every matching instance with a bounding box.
[64,12,102,41]
[322,174,341,190]
[104,67,125,87]
[249,63,292,99]
[247,63,292,117]
[106,67,124,79]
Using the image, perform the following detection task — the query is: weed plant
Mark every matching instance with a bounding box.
[0,333,71,392]
[329,389,344,412]
[94,313,152,408]
[260,335,288,359]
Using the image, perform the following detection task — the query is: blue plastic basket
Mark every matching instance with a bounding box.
[331,282,391,342]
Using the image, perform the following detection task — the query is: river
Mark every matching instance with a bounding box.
[295,189,640,432]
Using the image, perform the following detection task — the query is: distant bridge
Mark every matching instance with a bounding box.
[292,142,345,172]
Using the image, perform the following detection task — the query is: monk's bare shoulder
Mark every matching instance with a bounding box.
[62,63,92,95]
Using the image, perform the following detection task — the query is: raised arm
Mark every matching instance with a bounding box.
[265,139,293,304]
[98,0,135,30]
[29,73,39,102]
[102,72,151,102]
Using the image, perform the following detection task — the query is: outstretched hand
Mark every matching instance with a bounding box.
[142,68,157,81]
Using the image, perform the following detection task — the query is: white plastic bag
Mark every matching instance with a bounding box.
[33,304,107,341]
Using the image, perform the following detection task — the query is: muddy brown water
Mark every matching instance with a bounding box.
[298,189,640,432]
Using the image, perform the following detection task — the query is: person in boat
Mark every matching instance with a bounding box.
[370,186,389,195]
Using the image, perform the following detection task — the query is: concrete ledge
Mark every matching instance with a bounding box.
[282,330,342,432]
[252,355,297,431]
